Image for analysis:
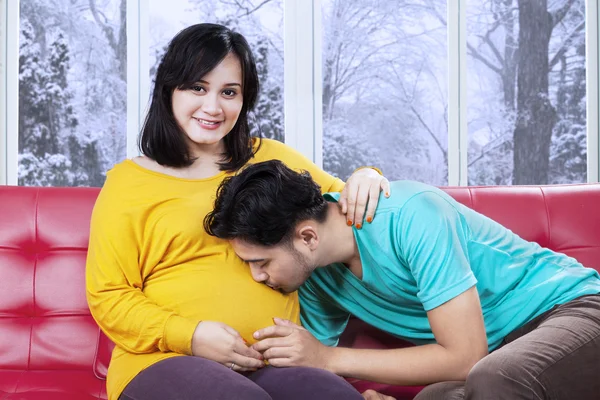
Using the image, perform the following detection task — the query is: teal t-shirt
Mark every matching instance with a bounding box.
[299,180,600,351]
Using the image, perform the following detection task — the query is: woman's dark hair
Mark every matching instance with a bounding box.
[205,160,329,246]
[139,23,260,171]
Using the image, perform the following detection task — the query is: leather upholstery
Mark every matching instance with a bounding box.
[1,184,599,399]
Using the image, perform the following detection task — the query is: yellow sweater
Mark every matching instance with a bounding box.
[86,139,344,400]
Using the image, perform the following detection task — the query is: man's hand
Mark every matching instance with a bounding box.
[362,389,396,400]
[252,317,333,370]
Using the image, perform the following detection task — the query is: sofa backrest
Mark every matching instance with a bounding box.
[0,186,101,375]
[443,184,600,271]
[1,184,599,376]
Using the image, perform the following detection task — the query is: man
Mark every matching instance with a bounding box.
[205,160,600,400]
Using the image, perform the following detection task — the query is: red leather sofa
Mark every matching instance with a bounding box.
[1,184,599,400]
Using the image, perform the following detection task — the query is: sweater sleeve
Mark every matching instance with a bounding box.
[257,139,345,193]
[85,183,198,355]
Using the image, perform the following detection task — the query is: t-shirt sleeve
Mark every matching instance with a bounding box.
[256,139,345,193]
[398,191,477,311]
[86,180,198,355]
[299,279,351,347]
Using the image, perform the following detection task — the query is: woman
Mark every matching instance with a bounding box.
[86,23,390,400]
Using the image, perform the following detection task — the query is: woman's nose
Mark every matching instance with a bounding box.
[201,93,222,115]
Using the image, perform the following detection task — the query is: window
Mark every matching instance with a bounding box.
[467,0,587,185]
[321,0,448,184]
[149,0,284,142]
[2,0,598,187]
[17,0,127,187]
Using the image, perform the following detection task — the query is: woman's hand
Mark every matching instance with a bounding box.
[340,168,390,228]
[362,389,396,400]
[191,321,265,372]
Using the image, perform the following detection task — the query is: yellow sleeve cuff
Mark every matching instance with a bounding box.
[162,314,199,355]
[354,166,383,176]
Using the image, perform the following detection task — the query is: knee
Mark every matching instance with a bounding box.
[465,356,526,395]
[286,366,343,383]
[414,381,465,400]
[285,367,362,398]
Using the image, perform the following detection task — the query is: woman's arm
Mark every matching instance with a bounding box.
[86,185,265,370]
[85,189,198,355]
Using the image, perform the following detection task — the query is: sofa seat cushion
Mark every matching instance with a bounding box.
[339,318,426,398]
[0,371,107,400]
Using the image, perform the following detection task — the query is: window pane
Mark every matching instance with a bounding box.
[467,0,587,185]
[18,0,127,187]
[149,0,284,142]
[321,0,448,184]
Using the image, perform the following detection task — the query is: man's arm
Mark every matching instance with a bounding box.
[253,286,487,385]
[325,286,487,385]
[253,190,488,384]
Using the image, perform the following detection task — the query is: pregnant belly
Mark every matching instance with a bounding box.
[143,263,300,343]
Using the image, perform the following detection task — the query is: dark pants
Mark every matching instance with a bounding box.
[415,294,600,400]
[119,356,363,400]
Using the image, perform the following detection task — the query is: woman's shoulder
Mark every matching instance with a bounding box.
[253,138,302,162]
[96,159,161,208]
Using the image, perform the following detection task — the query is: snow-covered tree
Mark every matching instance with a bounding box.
[18,0,127,187]
[466,0,586,185]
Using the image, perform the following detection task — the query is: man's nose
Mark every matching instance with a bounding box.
[250,266,268,283]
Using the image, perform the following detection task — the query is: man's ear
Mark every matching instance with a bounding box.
[296,223,319,250]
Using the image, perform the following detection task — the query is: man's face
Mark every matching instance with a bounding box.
[232,238,316,294]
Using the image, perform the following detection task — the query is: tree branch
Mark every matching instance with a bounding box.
[391,63,446,159]
[549,20,585,69]
[234,0,273,19]
[410,104,446,160]
[551,0,577,28]
[467,43,503,74]
[468,138,510,167]
[88,0,117,53]
[480,18,505,65]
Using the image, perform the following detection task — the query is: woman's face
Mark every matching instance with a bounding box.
[171,53,244,155]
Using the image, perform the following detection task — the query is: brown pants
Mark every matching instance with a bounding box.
[414,294,600,400]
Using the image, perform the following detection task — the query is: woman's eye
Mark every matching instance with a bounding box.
[222,89,237,97]
[191,85,205,93]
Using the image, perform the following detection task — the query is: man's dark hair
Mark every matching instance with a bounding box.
[205,160,329,246]
[139,23,260,171]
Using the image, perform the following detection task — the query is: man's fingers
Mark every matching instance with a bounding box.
[253,325,294,340]
[235,340,264,360]
[231,353,265,370]
[232,343,265,369]
[251,337,290,353]
[262,344,295,360]
[362,390,376,400]
[264,357,291,368]
[362,390,396,400]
